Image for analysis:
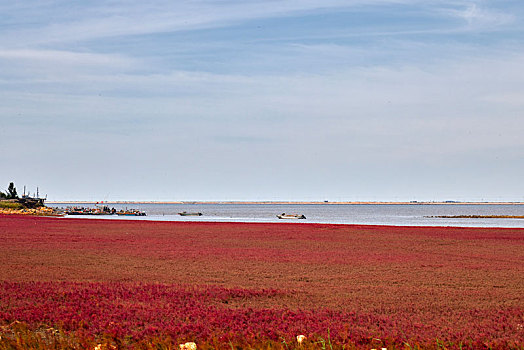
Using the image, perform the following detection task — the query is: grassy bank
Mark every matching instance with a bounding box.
[0,200,23,210]
[0,200,60,216]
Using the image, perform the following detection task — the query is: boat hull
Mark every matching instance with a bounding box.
[116,212,146,216]
[277,214,306,219]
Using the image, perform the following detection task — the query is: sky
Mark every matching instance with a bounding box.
[1,0,523,202]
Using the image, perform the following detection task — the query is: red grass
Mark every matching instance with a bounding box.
[1,214,523,349]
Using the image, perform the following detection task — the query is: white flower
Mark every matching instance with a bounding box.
[179,342,197,350]
[296,334,306,344]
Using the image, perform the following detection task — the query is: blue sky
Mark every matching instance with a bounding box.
[1,0,523,201]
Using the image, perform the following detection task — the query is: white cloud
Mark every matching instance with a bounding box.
[446,3,514,28]
[2,49,523,160]
[0,0,430,46]
[0,49,135,68]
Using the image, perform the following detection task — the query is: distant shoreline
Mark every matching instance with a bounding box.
[46,200,524,205]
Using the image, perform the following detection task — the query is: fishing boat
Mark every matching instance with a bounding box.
[178,211,203,216]
[277,213,306,219]
[65,207,89,215]
[116,209,146,216]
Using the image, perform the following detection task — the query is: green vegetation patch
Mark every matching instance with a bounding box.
[0,201,23,210]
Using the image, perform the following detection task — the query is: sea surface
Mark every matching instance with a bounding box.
[46,203,524,228]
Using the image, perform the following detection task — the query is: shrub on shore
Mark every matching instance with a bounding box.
[0,182,18,200]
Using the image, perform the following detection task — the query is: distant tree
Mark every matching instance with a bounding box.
[0,191,6,199]
[6,182,18,199]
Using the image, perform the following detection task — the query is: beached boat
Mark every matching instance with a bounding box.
[277,213,306,219]
[116,209,146,216]
[178,211,203,216]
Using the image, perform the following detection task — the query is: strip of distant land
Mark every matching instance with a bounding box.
[46,200,524,205]
[428,215,524,219]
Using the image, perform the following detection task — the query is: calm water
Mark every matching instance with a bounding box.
[46,203,524,228]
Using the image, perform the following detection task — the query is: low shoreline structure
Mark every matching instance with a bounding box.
[0,184,64,216]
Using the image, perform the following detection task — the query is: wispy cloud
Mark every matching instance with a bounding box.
[444,2,515,29]
[0,49,135,68]
[3,50,524,148]
[1,0,490,46]
[0,1,364,45]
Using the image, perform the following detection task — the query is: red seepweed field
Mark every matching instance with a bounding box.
[0,214,523,349]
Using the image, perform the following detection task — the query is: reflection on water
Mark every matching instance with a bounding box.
[46,203,524,228]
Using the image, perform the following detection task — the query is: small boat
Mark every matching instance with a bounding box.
[178,211,203,216]
[116,209,146,216]
[277,213,306,219]
[65,207,88,215]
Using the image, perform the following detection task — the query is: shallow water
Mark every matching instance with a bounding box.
[46,203,524,228]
